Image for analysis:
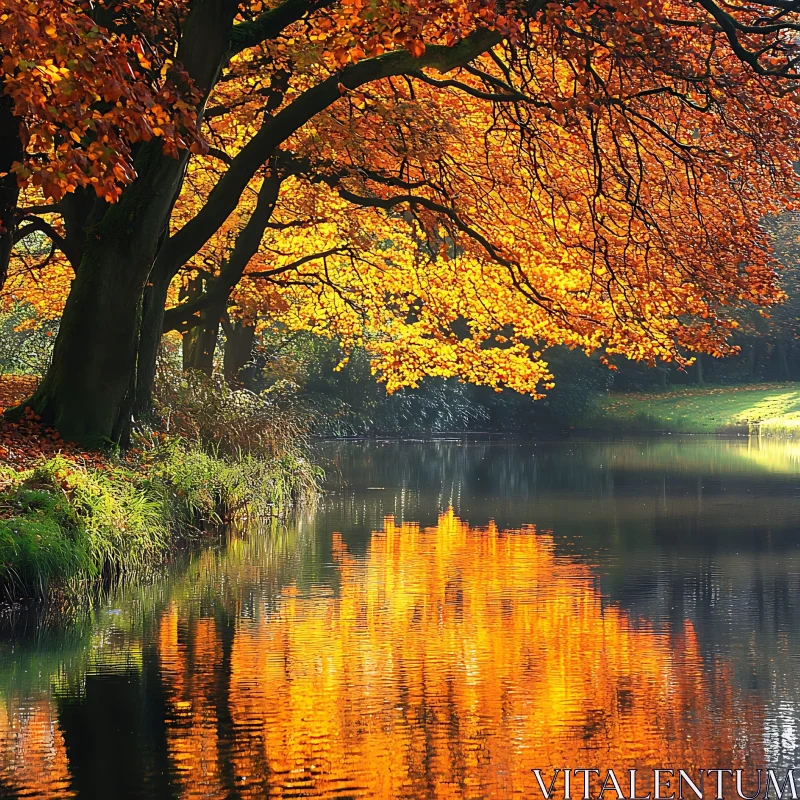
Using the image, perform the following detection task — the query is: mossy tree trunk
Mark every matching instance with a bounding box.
[19,145,188,445]
[133,264,181,421]
[182,328,200,372]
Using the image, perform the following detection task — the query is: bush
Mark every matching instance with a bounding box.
[152,367,311,458]
[276,336,489,435]
[286,335,611,435]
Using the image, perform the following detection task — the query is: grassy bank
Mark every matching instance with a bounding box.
[0,441,318,600]
[578,383,800,435]
[0,372,319,601]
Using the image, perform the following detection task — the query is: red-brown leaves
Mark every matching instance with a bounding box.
[0,375,36,415]
[0,375,103,471]
[0,0,201,203]
[303,0,518,66]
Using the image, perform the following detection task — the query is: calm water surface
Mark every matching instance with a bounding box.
[2,438,800,799]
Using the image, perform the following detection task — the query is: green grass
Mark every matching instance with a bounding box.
[0,442,319,600]
[578,383,800,435]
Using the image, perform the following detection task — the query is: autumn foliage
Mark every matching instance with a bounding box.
[2,0,800,443]
[0,0,201,202]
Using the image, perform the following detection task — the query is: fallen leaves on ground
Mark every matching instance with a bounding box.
[0,374,105,481]
[0,375,38,415]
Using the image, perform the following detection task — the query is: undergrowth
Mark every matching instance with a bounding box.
[153,369,311,459]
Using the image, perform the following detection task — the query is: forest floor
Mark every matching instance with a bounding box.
[579,383,800,435]
[0,375,107,475]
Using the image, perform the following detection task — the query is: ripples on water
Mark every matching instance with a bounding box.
[1,438,800,798]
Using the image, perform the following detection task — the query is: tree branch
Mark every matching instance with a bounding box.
[336,187,558,312]
[15,204,61,217]
[246,246,352,279]
[229,0,334,55]
[156,26,503,281]
[695,0,800,75]
[206,147,234,166]
[162,171,283,332]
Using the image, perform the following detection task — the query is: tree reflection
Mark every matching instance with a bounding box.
[0,458,785,799]
[151,512,763,799]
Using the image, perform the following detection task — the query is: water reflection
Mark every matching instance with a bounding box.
[1,438,799,798]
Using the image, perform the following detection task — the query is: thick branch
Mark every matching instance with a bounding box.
[156,27,503,282]
[695,0,800,75]
[336,188,515,267]
[246,246,352,278]
[14,216,80,267]
[16,204,61,217]
[162,171,282,332]
[229,0,333,55]
[409,69,550,107]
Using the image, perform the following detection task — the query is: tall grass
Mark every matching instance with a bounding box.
[0,440,319,600]
[153,368,311,459]
[0,366,320,600]
[142,438,319,530]
[0,456,164,597]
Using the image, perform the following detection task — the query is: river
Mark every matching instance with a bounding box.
[1,438,800,799]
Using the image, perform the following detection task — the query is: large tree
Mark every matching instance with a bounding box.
[4,0,800,445]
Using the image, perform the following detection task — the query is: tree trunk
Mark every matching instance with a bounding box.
[14,144,187,445]
[745,342,756,378]
[223,319,257,387]
[188,309,222,375]
[179,280,224,375]
[777,339,791,381]
[695,355,704,385]
[133,265,178,420]
[9,0,238,445]
[182,328,199,372]
[0,97,23,289]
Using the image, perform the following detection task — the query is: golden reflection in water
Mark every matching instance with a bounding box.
[0,700,75,798]
[0,511,766,799]
[155,511,764,799]
[159,613,226,798]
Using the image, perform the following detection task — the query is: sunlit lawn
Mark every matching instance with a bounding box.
[582,383,800,434]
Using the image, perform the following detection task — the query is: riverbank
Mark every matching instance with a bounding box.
[578,383,800,435]
[0,376,318,601]
[0,443,317,601]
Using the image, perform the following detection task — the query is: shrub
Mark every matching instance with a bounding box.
[152,368,311,459]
